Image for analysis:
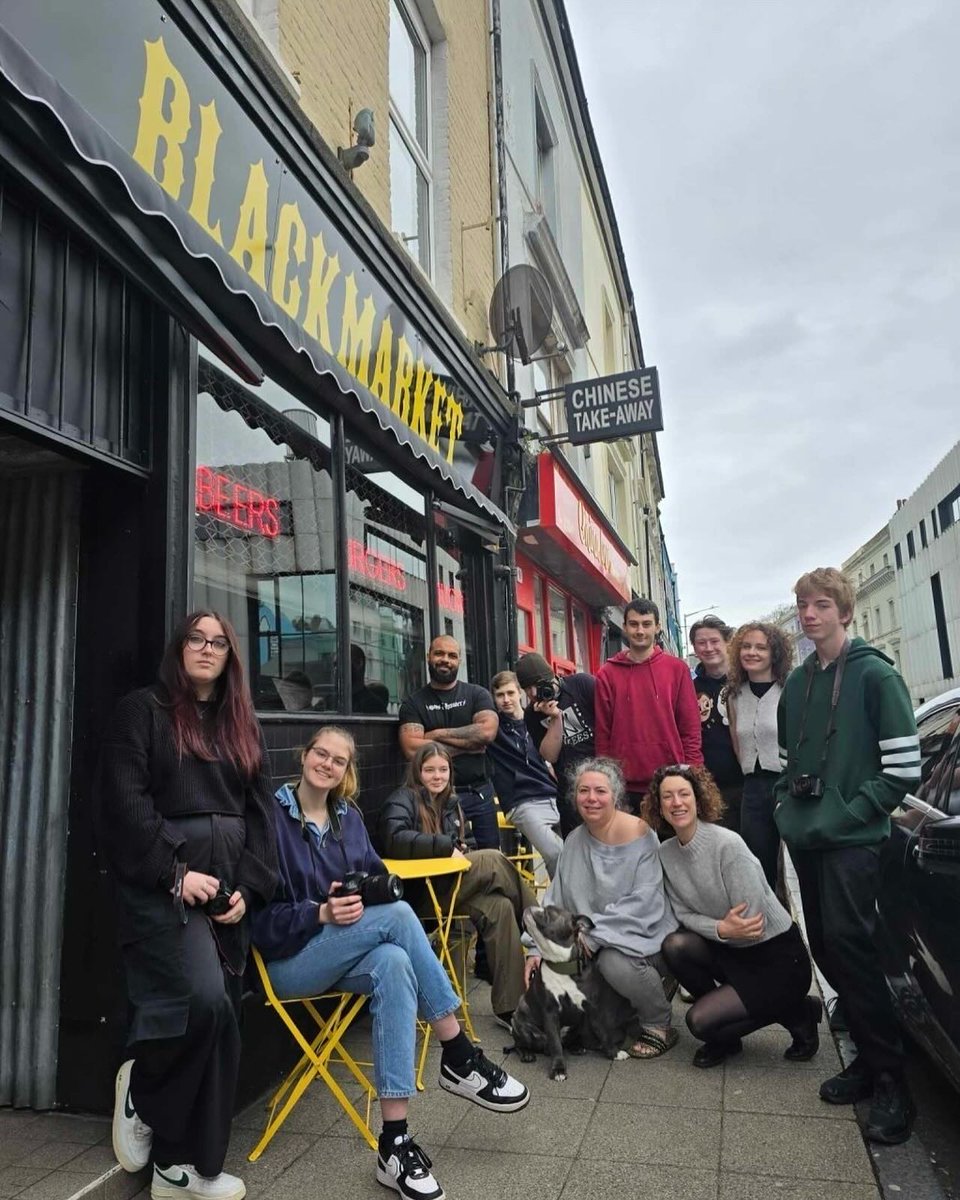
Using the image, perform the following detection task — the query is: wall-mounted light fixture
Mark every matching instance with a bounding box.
[338,108,375,171]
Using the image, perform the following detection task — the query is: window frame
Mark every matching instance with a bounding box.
[388,0,435,278]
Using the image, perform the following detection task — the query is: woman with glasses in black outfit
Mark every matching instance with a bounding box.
[97,612,278,1200]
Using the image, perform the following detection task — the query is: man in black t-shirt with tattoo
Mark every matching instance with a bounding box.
[398,635,500,848]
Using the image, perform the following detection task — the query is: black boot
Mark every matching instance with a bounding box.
[692,1039,742,1069]
[819,1056,873,1105]
[784,995,822,1062]
[864,1071,915,1144]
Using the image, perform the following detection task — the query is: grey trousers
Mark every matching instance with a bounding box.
[596,945,673,1027]
[508,796,564,878]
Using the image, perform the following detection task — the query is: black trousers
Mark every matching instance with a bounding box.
[458,782,499,850]
[125,911,241,1176]
[119,814,246,1177]
[740,773,780,889]
[791,844,903,1072]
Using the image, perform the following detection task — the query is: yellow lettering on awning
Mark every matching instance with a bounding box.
[132,38,191,201]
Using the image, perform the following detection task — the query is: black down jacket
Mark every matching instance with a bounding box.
[375,786,464,858]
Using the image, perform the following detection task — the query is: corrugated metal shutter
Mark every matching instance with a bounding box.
[0,469,80,1107]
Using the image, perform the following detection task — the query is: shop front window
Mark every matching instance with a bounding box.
[532,576,545,652]
[548,584,569,662]
[194,358,338,712]
[434,512,475,680]
[345,456,428,714]
[572,606,589,672]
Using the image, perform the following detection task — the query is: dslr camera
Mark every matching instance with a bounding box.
[333,870,403,906]
[535,679,561,703]
[206,880,235,916]
[789,774,825,800]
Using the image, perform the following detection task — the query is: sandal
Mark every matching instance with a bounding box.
[627,1026,679,1059]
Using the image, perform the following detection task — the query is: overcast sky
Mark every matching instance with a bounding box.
[566,0,960,629]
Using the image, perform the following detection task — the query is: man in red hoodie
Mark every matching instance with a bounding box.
[596,597,703,812]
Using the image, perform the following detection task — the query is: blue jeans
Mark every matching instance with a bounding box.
[266,901,460,1098]
[458,781,499,849]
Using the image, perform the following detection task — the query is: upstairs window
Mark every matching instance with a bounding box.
[534,89,558,234]
[389,0,432,276]
[907,530,916,560]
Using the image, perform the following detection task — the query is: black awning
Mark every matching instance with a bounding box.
[0,13,514,533]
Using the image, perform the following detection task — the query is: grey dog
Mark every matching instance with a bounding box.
[510,905,636,1081]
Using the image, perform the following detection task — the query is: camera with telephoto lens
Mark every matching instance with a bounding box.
[789,774,825,800]
[206,880,234,916]
[535,679,561,702]
[333,870,404,906]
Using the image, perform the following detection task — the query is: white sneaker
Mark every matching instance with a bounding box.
[376,1135,444,1200]
[112,1060,152,1172]
[438,1047,529,1112]
[151,1165,246,1200]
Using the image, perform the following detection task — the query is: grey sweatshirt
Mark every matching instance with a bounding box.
[658,821,791,948]
[541,825,678,956]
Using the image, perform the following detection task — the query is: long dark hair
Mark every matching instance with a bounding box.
[404,742,456,835]
[157,610,262,779]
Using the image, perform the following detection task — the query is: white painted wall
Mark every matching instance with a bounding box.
[890,440,960,705]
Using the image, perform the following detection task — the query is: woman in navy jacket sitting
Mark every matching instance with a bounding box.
[251,727,528,1200]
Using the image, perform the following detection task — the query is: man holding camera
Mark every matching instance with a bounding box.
[515,652,596,837]
[775,568,920,1144]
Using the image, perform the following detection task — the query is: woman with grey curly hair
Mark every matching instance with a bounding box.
[523,757,680,1058]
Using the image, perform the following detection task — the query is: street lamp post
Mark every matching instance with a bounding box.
[682,604,718,654]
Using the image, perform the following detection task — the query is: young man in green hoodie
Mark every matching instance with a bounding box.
[774,567,920,1144]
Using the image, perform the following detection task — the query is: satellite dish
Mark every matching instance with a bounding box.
[489,265,553,364]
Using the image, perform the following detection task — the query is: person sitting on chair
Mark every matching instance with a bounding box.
[251,727,529,1200]
[376,742,536,1031]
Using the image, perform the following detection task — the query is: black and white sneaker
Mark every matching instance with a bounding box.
[438,1047,530,1112]
[376,1135,444,1200]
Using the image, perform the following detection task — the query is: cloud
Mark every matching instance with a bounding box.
[567,0,960,624]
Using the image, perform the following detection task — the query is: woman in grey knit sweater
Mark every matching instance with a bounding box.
[525,758,679,1058]
[643,764,820,1069]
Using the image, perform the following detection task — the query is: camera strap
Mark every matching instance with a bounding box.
[793,639,850,775]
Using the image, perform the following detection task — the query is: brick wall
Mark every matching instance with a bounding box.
[277,0,496,346]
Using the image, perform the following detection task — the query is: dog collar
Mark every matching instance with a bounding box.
[541,957,581,977]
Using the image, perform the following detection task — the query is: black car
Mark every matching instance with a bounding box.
[877,691,960,1092]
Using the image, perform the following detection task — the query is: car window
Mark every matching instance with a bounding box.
[916,707,960,815]
[917,703,960,796]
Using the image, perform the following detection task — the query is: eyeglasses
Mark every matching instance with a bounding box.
[184,632,230,655]
[308,746,350,770]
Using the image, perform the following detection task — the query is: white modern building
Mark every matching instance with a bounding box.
[889,440,960,706]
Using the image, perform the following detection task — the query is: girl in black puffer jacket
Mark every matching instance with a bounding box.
[376,743,535,1028]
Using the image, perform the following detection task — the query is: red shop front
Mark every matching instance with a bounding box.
[516,452,635,674]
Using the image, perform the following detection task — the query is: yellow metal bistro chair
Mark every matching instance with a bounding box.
[496,808,546,893]
[247,947,378,1160]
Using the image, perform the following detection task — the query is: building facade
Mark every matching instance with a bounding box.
[0,0,518,1113]
[890,441,960,706]
[0,0,672,1116]
[842,524,904,678]
[498,0,668,672]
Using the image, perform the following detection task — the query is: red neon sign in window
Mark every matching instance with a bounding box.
[348,539,407,591]
[196,466,280,538]
[437,582,464,615]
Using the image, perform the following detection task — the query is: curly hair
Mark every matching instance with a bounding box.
[725,622,795,692]
[569,757,628,811]
[641,764,725,834]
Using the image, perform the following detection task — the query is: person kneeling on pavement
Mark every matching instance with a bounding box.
[376,742,536,1031]
[252,728,529,1200]
[525,757,680,1059]
[643,764,820,1069]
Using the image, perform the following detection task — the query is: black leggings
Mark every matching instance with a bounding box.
[662,929,810,1046]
